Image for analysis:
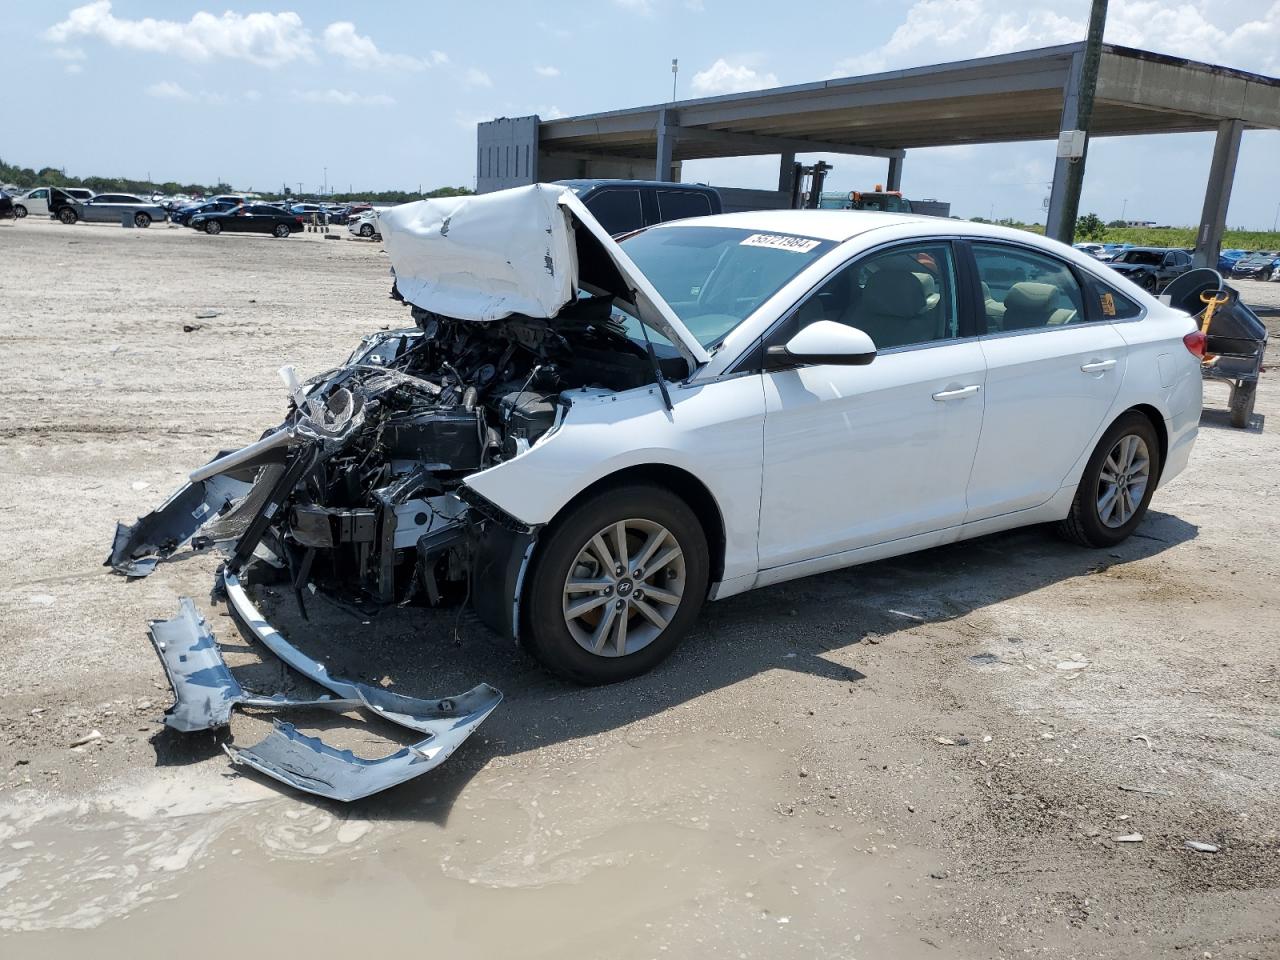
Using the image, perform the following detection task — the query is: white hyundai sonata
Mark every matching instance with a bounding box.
[112,184,1203,692]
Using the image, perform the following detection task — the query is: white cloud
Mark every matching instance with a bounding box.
[145,80,227,104]
[464,68,492,88]
[145,80,193,101]
[47,1,314,67]
[691,58,779,95]
[614,0,654,14]
[293,88,395,106]
[65,63,84,75]
[431,50,450,65]
[538,105,567,120]
[830,0,1280,77]
[534,64,560,77]
[322,21,437,71]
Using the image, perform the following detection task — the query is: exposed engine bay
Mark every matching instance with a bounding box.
[104,183,701,801]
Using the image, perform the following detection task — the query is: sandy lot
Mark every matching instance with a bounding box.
[1,215,1278,959]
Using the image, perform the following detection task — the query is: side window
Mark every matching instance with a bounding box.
[972,243,1085,333]
[656,190,712,223]
[584,189,643,235]
[31,188,48,199]
[1091,279,1143,320]
[794,242,960,351]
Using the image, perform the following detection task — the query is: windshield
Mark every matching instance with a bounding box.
[618,225,835,348]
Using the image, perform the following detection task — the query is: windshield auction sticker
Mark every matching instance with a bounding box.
[740,233,821,253]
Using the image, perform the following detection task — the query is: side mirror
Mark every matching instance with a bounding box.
[766,320,877,369]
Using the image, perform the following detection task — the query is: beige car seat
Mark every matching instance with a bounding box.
[843,268,940,349]
[1001,281,1078,330]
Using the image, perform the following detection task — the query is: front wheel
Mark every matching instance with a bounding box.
[134,212,151,228]
[58,207,77,224]
[273,223,290,238]
[359,223,373,238]
[523,484,709,684]
[1058,412,1162,548]
[1142,274,1158,292]
[205,220,221,235]
[13,204,26,219]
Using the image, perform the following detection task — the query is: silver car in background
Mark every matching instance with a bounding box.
[58,192,167,228]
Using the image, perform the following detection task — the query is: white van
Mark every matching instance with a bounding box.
[13,187,94,218]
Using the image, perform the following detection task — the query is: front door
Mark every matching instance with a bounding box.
[964,241,1126,521]
[757,240,987,569]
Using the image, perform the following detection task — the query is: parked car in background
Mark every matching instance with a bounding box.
[190,203,305,237]
[1105,247,1192,292]
[347,208,381,238]
[1098,243,1130,262]
[555,179,722,236]
[58,193,168,227]
[1218,249,1249,273]
[11,186,94,218]
[1073,242,1106,258]
[171,198,240,226]
[0,189,14,220]
[1229,250,1280,280]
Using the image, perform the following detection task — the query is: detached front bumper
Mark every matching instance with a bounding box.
[148,575,501,802]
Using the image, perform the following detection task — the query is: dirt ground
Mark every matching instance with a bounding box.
[1,215,1278,959]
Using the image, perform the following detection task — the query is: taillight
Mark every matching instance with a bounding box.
[295,216,304,223]
[1183,331,1207,358]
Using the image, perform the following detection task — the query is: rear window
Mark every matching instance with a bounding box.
[1091,279,1143,320]
[656,190,713,223]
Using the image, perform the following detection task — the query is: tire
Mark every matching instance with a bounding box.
[1058,412,1162,548]
[1142,274,1157,292]
[359,223,373,238]
[58,207,77,225]
[205,220,221,235]
[273,223,290,238]
[1229,381,1257,429]
[523,483,710,684]
[13,204,26,219]
[134,212,151,228]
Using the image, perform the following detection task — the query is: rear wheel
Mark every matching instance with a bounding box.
[58,207,77,225]
[13,204,26,219]
[523,484,709,684]
[1058,412,1161,548]
[134,211,151,228]
[273,223,290,238]
[1229,381,1257,429]
[205,220,221,235]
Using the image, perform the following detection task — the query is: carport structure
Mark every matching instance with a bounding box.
[476,43,1280,265]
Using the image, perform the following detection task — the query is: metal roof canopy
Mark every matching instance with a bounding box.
[527,43,1278,263]
[538,43,1280,158]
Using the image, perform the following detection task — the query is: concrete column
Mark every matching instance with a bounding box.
[886,154,904,191]
[1045,51,1085,242]
[655,109,678,182]
[777,152,796,194]
[1193,118,1244,268]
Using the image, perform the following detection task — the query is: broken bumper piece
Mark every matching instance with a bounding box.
[146,581,501,801]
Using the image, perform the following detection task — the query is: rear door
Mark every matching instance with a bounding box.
[582,187,645,236]
[654,189,714,225]
[963,241,1126,521]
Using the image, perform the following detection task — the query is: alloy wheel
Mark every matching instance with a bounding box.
[561,519,686,658]
[1096,434,1150,528]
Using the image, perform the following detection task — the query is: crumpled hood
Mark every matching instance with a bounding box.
[378,183,710,367]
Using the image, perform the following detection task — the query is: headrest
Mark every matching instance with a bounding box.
[1004,281,1058,312]
[864,269,928,317]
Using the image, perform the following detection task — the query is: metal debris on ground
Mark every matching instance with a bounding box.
[1184,841,1219,853]
[1113,833,1144,843]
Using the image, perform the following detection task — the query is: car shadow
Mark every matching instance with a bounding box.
[182,508,1197,821]
[1199,406,1265,433]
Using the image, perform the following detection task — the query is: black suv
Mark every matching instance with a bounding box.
[556,179,722,236]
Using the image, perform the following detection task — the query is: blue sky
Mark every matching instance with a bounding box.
[2,0,1277,227]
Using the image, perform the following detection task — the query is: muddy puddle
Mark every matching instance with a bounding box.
[1,729,965,959]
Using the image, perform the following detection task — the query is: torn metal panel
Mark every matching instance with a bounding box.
[230,683,500,802]
[106,473,251,577]
[148,597,363,732]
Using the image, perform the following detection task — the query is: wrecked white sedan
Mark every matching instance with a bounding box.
[109,184,1202,797]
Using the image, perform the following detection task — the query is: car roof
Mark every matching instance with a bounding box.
[556,178,717,191]
[654,208,921,241]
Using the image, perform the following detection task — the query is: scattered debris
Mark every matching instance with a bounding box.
[1113,833,1144,843]
[1131,735,1153,749]
[131,480,150,491]
[69,730,102,748]
[194,309,220,319]
[967,652,1000,666]
[1057,660,1090,670]
[1118,784,1169,796]
[935,736,970,747]
[182,322,203,333]
[888,609,925,622]
[1184,841,1219,853]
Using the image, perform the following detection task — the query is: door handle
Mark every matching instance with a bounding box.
[932,384,981,401]
[1080,359,1117,373]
